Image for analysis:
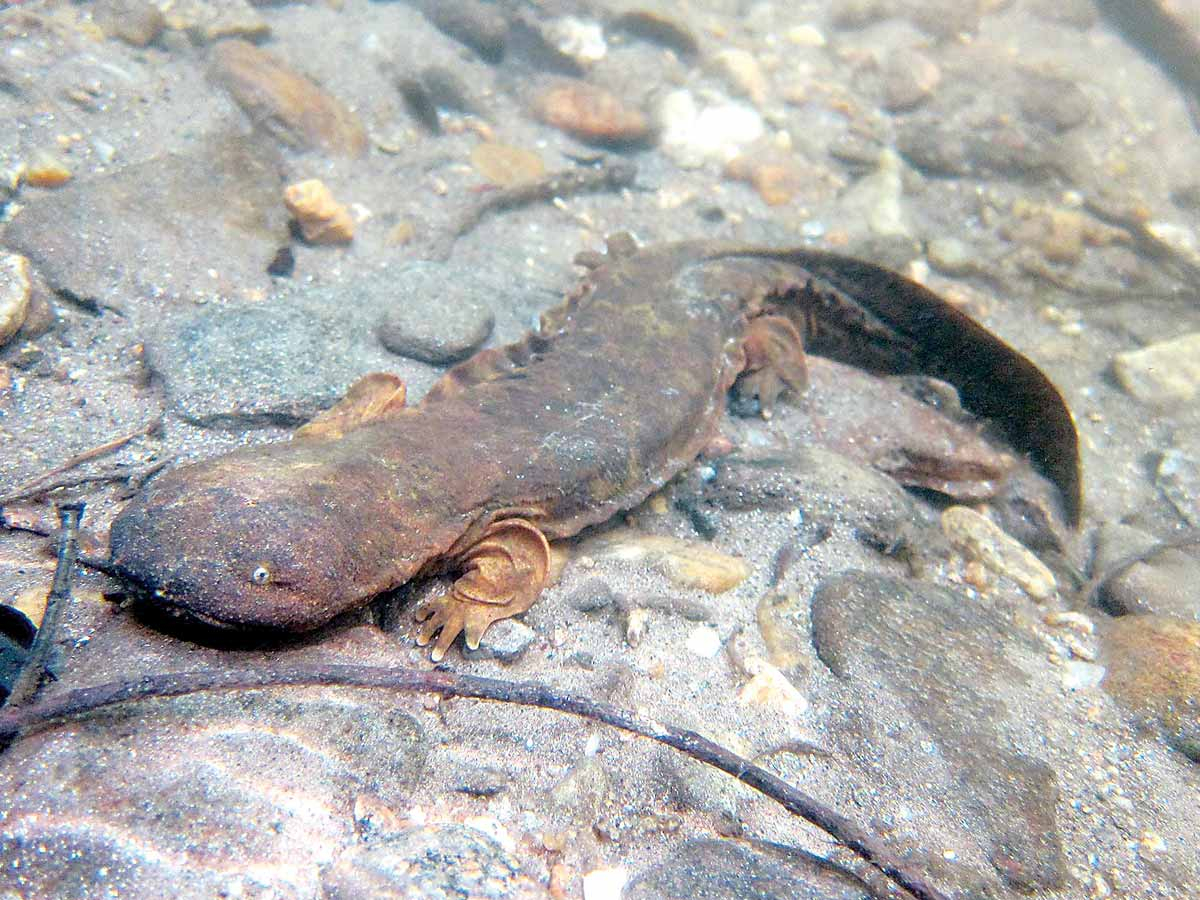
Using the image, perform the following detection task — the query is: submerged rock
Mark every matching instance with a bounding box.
[810,572,1069,891]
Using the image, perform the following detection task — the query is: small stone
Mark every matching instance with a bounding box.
[568,578,617,613]
[592,531,750,593]
[738,658,808,716]
[685,625,722,658]
[1092,523,1200,620]
[836,147,910,238]
[1062,660,1106,691]
[23,154,72,188]
[881,49,941,111]
[711,48,769,106]
[93,0,165,46]
[377,279,494,366]
[283,179,354,245]
[785,24,827,46]
[927,236,976,275]
[470,142,545,187]
[1113,333,1200,406]
[160,0,269,43]
[548,17,607,63]
[1157,448,1200,527]
[725,154,803,206]
[462,618,535,662]
[210,40,367,157]
[659,90,764,168]
[0,253,32,348]
[534,81,651,145]
[942,506,1057,601]
[624,607,649,647]
[1019,73,1091,132]
[582,867,627,900]
[1102,615,1200,761]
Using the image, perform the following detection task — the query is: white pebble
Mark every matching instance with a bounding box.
[686,625,723,658]
[583,866,628,900]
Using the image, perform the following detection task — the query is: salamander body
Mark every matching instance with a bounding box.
[110,236,1079,658]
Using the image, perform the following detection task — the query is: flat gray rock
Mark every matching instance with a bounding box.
[810,572,1069,892]
[3,134,287,311]
[376,261,495,364]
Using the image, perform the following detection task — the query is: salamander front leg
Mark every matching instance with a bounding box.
[414,518,551,661]
[735,314,808,418]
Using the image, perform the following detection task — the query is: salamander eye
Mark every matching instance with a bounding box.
[250,565,271,585]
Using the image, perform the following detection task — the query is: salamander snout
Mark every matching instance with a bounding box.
[108,457,357,633]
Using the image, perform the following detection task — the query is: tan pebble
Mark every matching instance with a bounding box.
[1113,332,1200,406]
[738,659,808,716]
[211,40,366,156]
[469,142,545,187]
[1138,829,1166,856]
[160,0,269,43]
[542,831,568,852]
[0,253,33,347]
[755,591,806,672]
[1044,610,1095,634]
[962,559,992,590]
[786,24,827,46]
[647,493,669,515]
[283,179,354,245]
[534,81,651,144]
[548,862,571,898]
[624,608,649,647]
[23,154,72,188]
[594,531,749,592]
[941,506,1057,601]
[711,48,769,105]
[12,585,49,629]
[386,221,416,245]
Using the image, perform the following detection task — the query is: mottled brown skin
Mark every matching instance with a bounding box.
[110,237,1080,658]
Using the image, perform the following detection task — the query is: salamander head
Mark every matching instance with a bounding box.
[109,452,376,633]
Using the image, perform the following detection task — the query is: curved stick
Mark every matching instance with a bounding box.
[0,663,948,900]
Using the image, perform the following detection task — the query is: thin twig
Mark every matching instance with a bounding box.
[0,419,161,507]
[0,662,949,900]
[4,502,83,707]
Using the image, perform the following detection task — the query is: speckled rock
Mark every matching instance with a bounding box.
[145,270,445,428]
[810,572,1069,891]
[0,251,31,347]
[1102,615,1200,761]
[1157,446,1200,526]
[376,263,495,365]
[2,134,287,310]
[626,838,870,900]
[210,40,367,157]
[0,689,426,898]
[323,824,542,899]
[1113,333,1200,405]
[1093,523,1200,621]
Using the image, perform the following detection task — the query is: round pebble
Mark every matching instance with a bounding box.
[0,252,32,347]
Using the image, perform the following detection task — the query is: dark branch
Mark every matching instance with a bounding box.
[0,661,948,900]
